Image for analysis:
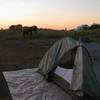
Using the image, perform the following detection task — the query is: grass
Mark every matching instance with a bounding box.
[0,28,100,71]
[0,29,66,40]
[67,29,100,42]
[0,28,100,69]
[0,39,58,71]
[0,28,100,41]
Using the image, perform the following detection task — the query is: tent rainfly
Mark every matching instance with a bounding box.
[38,37,100,100]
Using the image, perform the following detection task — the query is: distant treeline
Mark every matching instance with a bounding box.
[75,23,100,31]
[0,23,100,31]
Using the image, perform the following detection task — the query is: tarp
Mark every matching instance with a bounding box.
[3,68,72,100]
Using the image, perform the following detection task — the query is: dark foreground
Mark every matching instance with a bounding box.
[0,39,57,71]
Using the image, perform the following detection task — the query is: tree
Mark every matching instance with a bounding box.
[90,23,100,29]
[81,24,89,30]
[76,24,89,31]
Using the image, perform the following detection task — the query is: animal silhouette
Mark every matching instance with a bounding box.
[23,26,38,37]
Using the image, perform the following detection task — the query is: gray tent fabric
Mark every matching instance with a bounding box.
[70,45,100,99]
[0,72,12,100]
[70,45,83,91]
[82,46,100,99]
[38,37,100,99]
[38,37,78,76]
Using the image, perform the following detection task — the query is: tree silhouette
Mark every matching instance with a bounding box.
[90,23,100,29]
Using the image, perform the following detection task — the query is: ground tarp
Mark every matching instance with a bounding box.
[3,68,72,100]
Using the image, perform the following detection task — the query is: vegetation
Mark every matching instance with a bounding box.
[0,23,100,70]
[0,25,100,42]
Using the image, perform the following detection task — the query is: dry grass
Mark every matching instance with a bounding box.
[0,28,100,71]
[0,39,57,71]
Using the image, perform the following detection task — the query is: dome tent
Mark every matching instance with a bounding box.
[38,37,100,100]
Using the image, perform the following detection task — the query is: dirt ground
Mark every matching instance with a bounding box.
[0,39,58,71]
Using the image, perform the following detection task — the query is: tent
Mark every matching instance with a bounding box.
[38,37,100,100]
[0,72,12,100]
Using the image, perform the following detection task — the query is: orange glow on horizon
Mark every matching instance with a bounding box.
[0,18,78,30]
[0,17,98,29]
[0,0,100,30]
[1,18,100,30]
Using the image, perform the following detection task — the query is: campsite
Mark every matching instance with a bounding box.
[0,27,100,100]
[0,0,100,99]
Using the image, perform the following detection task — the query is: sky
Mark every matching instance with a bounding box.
[0,0,100,29]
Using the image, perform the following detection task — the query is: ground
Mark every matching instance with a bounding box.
[0,39,57,71]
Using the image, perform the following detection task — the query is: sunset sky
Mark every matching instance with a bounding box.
[0,0,100,29]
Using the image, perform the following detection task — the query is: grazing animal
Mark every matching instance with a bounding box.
[23,26,38,37]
